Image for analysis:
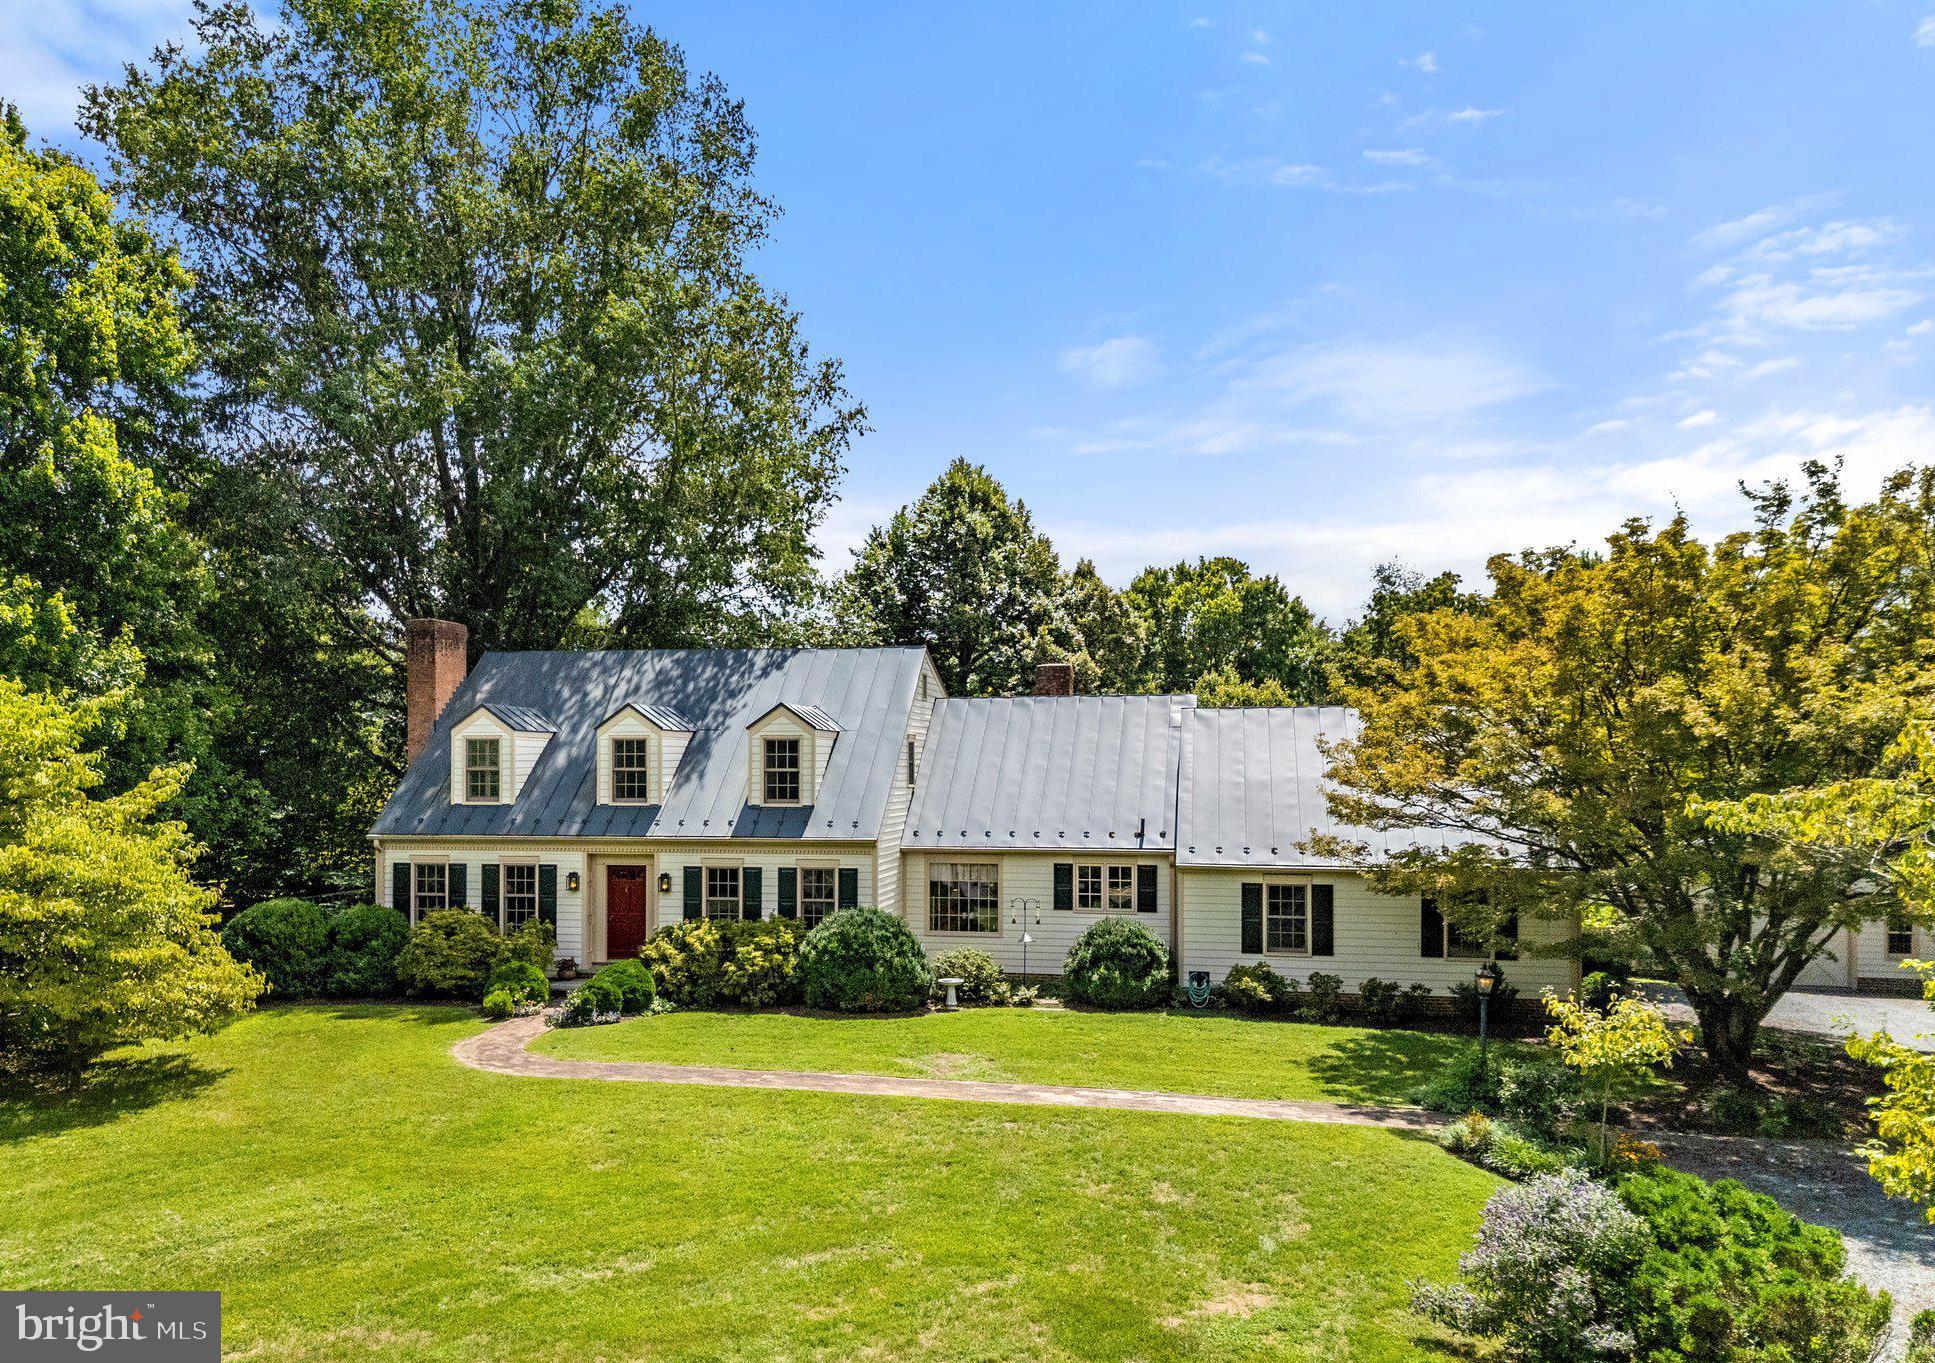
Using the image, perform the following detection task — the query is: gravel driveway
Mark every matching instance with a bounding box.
[1649,985,1935,1053]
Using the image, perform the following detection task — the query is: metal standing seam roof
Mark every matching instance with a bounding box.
[477,704,557,733]
[751,702,844,732]
[372,647,928,842]
[902,695,1195,853]
[603,701,694,731]
[1174,706,1453,868]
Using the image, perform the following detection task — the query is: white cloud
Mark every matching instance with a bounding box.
[1678,409,1718,428]
[1240,51,1271,66]
[1241,339,1547,428]
[1692,198,1835,252]
[0,0,197,137]
[1249,27,1271,44]
[1908,319,1935,336]
[1194,155,1331,188]
[1363,147,1436,168]
[1405,51,1440,73]
[1744,357,1800,379]
[1584,418,1630,436]
[1718,268,1924,333]
[1189,15,1212,28]
[1917,15,1935,45]
[1059,335,1163,390]
[1445,106,1502,123]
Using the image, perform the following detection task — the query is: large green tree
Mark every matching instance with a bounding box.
[836,459,1074,695]
[1317,465,1935,1080]
[0,679,263,1074]
[82,0,861,658]
[1120,557,1335,702]
[1332,562,1484,693]
[0,107,209,778]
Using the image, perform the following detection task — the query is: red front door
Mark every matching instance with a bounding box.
[606,866,652,959]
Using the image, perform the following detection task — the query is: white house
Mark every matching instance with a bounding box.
[370,620,1597,998]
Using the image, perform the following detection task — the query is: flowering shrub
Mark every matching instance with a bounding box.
[1412,1169,1649,1362]
[557,974,623,1026]
[719,919,805,1007]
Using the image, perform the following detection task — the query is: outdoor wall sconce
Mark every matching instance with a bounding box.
[658,872,674,895]
[566,871,580,893]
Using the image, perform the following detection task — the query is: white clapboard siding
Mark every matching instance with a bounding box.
[873,654,944,918]
[901,850,1172,977]
[1178,868,1578,996]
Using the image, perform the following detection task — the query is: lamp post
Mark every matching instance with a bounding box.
[1010,897,1041,979]
[1474,961,1502,1078]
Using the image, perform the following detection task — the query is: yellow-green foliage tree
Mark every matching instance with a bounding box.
[0,680,262,1074]
[1318,465,1935,1082]
[1544,990,1689,1161]
[1702,722,1935,1219]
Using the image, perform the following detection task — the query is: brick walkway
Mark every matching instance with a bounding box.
[452,1013,1443,1130]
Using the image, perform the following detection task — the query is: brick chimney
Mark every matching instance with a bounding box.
[1034,661,1076,697]
[405,618,468,761]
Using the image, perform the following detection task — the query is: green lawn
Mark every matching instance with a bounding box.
[537,1005,1526,1106]
[0,1005,1500,1362]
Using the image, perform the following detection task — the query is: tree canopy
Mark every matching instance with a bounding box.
[835,458,1073,695]
[82,0,862,656]
[1318,464,1935,1079]
[1119,556,1334,702]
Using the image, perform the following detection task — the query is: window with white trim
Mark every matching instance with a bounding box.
[705,865,742,922]
[503,863,538,928]
[799,866,836,929]
[763,736,801,803]
[1887,918,1915,956]
[928,862,998,934]
[1266,882,1307,953]
[1075,863,1136,913]
[611,738,650,802]
[466,737,501,801]
[413,862,448,915]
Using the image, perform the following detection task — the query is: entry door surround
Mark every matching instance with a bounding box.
[605,864,653,959]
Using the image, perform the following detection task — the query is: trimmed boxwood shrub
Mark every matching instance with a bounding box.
[798,907,933,1013]
[590,958,656,1014]
[322,903,410,997]
[929,947,1006,1005]
[1063,918,1169,1010]
[485,960,551,1008]
[221,898,330,996]
[481,988,517,1020]
[559,974,623,1026]
[395,910,506,999]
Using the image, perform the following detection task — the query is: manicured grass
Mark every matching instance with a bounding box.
[537,1005,1531,1106]
[0,1005,1500,1362]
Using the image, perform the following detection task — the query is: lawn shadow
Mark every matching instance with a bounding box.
[1302,1027,1490,1107]
[298,1000,480,1027]
[0,1053,224,1144]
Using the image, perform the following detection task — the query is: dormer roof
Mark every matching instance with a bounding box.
[748,701,843,732]
[471,704,556,733]
[600,700,694,731]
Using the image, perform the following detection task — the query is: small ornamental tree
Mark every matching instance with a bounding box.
[1544,991,1688,1162]
[0,681,263,1073]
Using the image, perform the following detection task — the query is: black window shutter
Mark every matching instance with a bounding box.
[1311,883,1334,956]
[391,861,411,914]
[448,862,468,910]
[481,863,500,926]
[837,867,860,909]
[776,867,798,920]
[537,864,557,927]
[1421,897,1445,957]
[1497,911,1520,961]
[1053,862,1074,911]
[1241,883,1263,954]
[742,866,764,921]
[1136,864,1158,913]
[683,866,702,921]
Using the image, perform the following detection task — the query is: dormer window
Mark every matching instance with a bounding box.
[612,738,650,802]
[465,737,501,801]
[764,737,802,803]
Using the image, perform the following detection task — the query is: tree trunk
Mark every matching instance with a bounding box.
[1691,993,1766,1086]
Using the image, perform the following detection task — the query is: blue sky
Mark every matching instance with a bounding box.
[11,3,1935,622]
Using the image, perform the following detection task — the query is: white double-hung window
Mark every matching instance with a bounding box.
[466,737,501,801]
[928,862,998,934]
